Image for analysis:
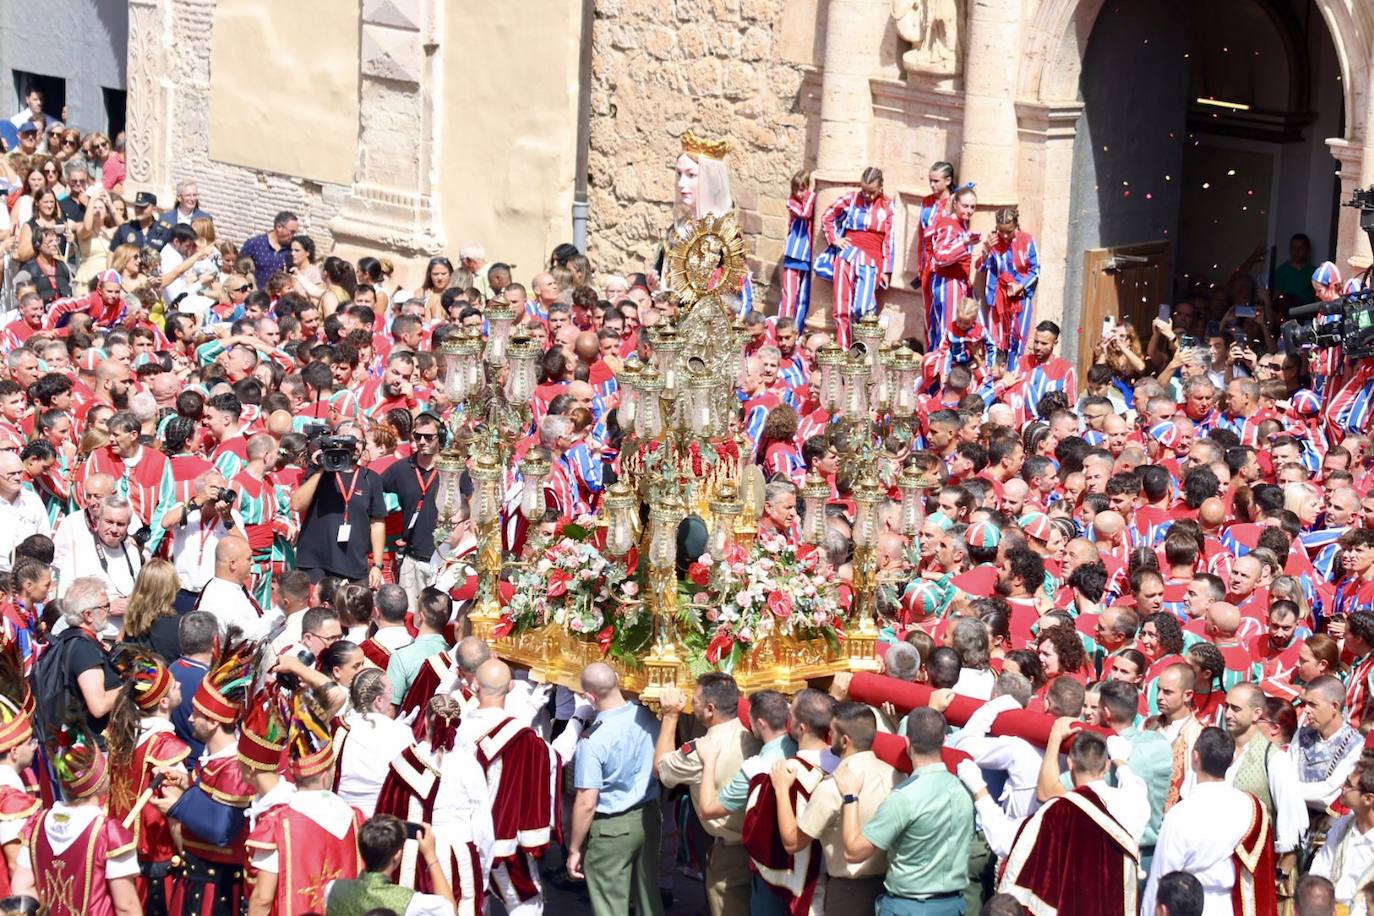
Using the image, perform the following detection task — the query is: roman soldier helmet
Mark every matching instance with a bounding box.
[0,633,32,754]
[287,693,335,780]
[192,641,255,726]
[237,691,288,773]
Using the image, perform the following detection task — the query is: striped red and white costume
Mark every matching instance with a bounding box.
[780,190,816,328]
[75,444,174,531]
[815,190,895,351]
[926,211,974,351]
[978,229,1040,365]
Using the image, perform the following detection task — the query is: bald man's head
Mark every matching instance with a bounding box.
[581,661,619,699]
[1002,478,1029,500]
[267,410,294,438]
[1094,510,1125,540]
[475,659,512,698]
[455,636,492,675]
[84,472,116,498]
[574,331,599,363]
[95,359,127,383]
[1206,602,1240,638]
[1200,497,1226,529]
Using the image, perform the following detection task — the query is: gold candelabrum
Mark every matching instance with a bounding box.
[430,216,939,704]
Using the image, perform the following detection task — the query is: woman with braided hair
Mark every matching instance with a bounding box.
[0,558,49,665]
[104,649,189,914]
[373,695,494,915]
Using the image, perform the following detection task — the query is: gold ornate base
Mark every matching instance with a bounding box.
[483,616,882,709]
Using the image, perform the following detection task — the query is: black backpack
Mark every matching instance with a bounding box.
[30,628,91,744]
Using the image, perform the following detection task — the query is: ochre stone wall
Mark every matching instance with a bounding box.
[586,0,812,297]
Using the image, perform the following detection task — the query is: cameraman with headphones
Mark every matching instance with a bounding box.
[381,411,458,606]
[290,425,387,587]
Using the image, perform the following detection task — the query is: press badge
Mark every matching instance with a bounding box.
[337,523,352,543]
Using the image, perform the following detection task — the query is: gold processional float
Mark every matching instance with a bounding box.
[427,134,932,707]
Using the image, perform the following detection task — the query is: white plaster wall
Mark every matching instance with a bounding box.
[0,0,127,132]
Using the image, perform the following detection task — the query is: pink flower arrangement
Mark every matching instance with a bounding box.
[684,535,844,672]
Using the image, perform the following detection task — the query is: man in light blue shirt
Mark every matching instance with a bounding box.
[568,662,663,916]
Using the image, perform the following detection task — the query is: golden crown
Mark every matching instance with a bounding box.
[680,130,730,161]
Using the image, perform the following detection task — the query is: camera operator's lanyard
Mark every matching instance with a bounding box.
[409,464,438,532]
[335,471,361,543]
[96,540,136,596]
[198,514,219,564]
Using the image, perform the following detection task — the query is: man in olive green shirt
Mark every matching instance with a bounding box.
[835,707,973,916]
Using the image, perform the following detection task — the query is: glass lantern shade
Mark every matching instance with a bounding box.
[484,303,517,364]
[871,346,891,412]
[897,466,923,537]
[616,361,642,431]
[708,487,742,559]
[505,335,541,404]
[603,483,638,557]
[519,451,551,520]
[652,327,684,397]
[648,504,681,571]
[842,360,869,419]
[800,473,830,545]
[469,452,503,526]
[854,314,884,366]
[852,475,883,549]
[434,451,467,540]
[462,329,484,392]
[636,367,665,440]
[886,346,921,414]
[816,343,845,413]
[440,337,470,404]
[686,368,716,438]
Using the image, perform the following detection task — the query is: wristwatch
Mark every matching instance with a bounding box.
[842,794,859,805]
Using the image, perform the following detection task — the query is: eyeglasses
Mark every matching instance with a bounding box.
[306,630,343,645]
[230,285,251,293]
[413,431,438,441]
[61,140,77,147]
[90,604,112,613]
[93,143,108,152]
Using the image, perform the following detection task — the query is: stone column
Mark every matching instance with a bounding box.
[959,0,1023,210]
[808,0,890,332]
[1331,139,1366,268]
[124,0,177,205]
[329,0,446,275]
[1016,99,1084,334]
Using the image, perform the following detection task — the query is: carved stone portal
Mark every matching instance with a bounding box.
[893,0,962,78]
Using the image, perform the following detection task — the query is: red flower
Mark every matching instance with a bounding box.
[706,631,734,664]
[796,543,817,567]
[766,590,793,619]
[547,570,572,599]
[492,615,515,639]
[687,562,711,586]
[597,625,615,654]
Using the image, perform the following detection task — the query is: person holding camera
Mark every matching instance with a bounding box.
[290,431,387,587]
[161,471,247,614]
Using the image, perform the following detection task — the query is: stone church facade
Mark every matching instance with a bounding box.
[124,0,1374,354]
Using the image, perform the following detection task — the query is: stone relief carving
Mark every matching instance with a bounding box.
[892,0,962,78]
[125,0,162,185]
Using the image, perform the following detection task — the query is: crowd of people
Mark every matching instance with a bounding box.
[0,91,1372,916]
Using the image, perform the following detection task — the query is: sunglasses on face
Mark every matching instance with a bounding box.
[413,432,438,441]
